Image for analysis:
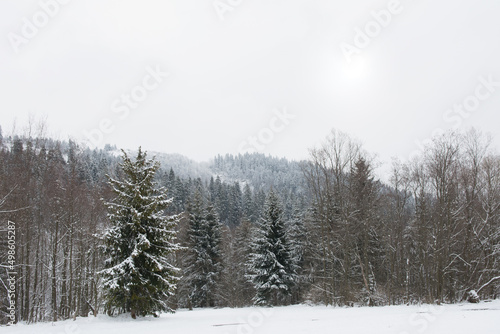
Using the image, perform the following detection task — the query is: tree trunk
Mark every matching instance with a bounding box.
[51,219,59,322]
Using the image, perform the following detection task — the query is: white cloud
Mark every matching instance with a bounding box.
[0,0,499,179]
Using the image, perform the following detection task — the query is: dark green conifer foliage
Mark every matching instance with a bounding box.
[101,148,181,318]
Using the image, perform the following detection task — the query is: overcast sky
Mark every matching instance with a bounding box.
[1,0,499,178]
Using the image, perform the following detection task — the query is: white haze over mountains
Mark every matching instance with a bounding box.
[1,0,499,180]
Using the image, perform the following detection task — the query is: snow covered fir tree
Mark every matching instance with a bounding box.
[248,189,297,306]
[101,148,181,318]
[286,208,308,303]
[181,189,223,308]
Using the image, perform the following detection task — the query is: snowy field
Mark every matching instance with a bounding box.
[4,300,500,334]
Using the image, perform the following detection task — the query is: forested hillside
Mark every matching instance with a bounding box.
[0,128,499,324]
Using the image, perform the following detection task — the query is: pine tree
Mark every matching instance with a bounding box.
[287,208,307,303]
[232,220,256,305]
[208,176,216,202]
[174,177,186,212]
[204,203,223,305]
[242,183,255,222]
[248,190,297,306]
[229,182,242,227]
[101,148,181,318]
[350,157,381,306]
[183,191,223,308]
[183,190,206,309]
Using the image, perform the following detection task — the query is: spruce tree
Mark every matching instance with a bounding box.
[248,190,297,306]
[287,208,307,303]
[233,220,256,305]
[350,157,381,306]
[288,210,306,265]
[242,183,255,222]
[101,148,181,318]
[183,191,223,308]
[204,203,223,305]
[183,190,206,308]
[229,182,242,227]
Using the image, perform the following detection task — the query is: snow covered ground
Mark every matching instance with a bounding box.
[4,300,500,334]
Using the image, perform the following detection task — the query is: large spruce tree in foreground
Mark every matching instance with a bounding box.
[101,148,181,318]
[248,190,297,306]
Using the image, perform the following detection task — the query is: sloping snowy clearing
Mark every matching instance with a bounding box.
[4,300,500,334]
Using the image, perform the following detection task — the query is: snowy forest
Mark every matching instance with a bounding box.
[0,126,499,323]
